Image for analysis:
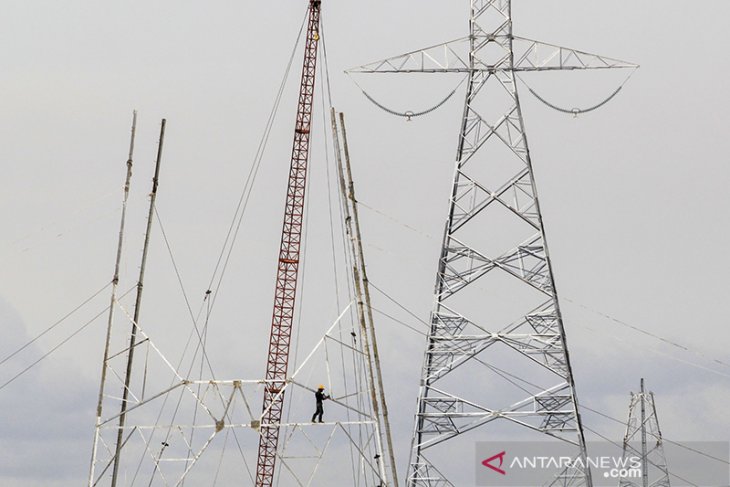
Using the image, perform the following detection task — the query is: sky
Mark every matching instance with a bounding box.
[1,1,729,486]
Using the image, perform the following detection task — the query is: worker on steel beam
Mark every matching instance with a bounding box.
[311,385,330,423]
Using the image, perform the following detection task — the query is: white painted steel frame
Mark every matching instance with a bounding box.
[619,379,671,487]
[88,301,387,486]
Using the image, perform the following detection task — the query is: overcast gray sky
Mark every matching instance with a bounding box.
[1,1,729,486]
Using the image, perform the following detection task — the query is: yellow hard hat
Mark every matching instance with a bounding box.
[318,384,325,390]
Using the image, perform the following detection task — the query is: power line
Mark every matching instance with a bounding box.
[581,403,730,466]
[663,438,730,466]
[0,281,110,368]
[366,280,730,471]
[0,285,135,392]
[358,202,730,376]
[205,8,309,315]
[564,297,730,370]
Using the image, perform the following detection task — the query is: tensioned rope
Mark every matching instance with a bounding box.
[3,189,118,257]
[324,24,379,487]
[371,276,730,479]
[371,307,426,337]
[581,404,730,467]
[0,285,136,392]
[581,422,702,487]
[358,200,730,376]
[367,279,730,475]
[372,280,730,481]
[153,208,254,487]
[126,13,311,486]
[203,8,309,320]
[155,209,248,477]
[578,320,730,380]
[319,15,344,320]
[0,282,110,368]
[154,208,217,379]
[277,19,345,484]
[564,296,730,369]
[157,210,225,487]
[281,93,312,433]
[371,283,730,476]
[348,72,468,121]
[321,20,362,486]
[276,19,372,487]
[358,200,434,240]
[281,13,324,431]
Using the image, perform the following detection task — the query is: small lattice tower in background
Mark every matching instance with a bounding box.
[619,378,671,487]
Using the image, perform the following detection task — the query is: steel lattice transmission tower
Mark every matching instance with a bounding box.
[349,1,637,485]
[618,379,671,487]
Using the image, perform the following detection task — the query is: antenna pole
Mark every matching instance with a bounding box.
[88,110,137,487]
[110,118,166,487]
[640,378,648,487]
[334,110,399,487]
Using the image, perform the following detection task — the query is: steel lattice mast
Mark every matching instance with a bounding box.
[349,1,637,485]
[255,1,321,485]
[619,379,671,487]
[88,111,137,487]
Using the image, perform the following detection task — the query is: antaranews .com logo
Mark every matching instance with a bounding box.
[481,450,641,479]
[475,441,729,486]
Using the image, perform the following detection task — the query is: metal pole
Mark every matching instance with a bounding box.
[88,110,137,487]
[640,378,648,487]
[330,109,387,484]
[110,118,166,487]
[337,111,399,487]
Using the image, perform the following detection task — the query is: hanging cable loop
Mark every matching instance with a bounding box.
[518,67,638,117]
[350,74,468,121]
[527,85,623,117]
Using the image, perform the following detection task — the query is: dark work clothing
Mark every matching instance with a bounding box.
[311,390,328,423]
[312,403,324,423]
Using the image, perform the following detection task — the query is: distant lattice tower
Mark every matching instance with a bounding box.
[349,1,637,486]
[619,379,671,487]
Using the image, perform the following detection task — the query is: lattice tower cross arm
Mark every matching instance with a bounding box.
[255,2,321,486]
[347,35,637,74]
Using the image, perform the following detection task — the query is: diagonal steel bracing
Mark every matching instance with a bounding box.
[349,1,637,486]
[619,379,671,487]
[88,301,388,486]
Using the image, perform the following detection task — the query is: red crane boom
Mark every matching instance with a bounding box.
[255,1,321,485]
